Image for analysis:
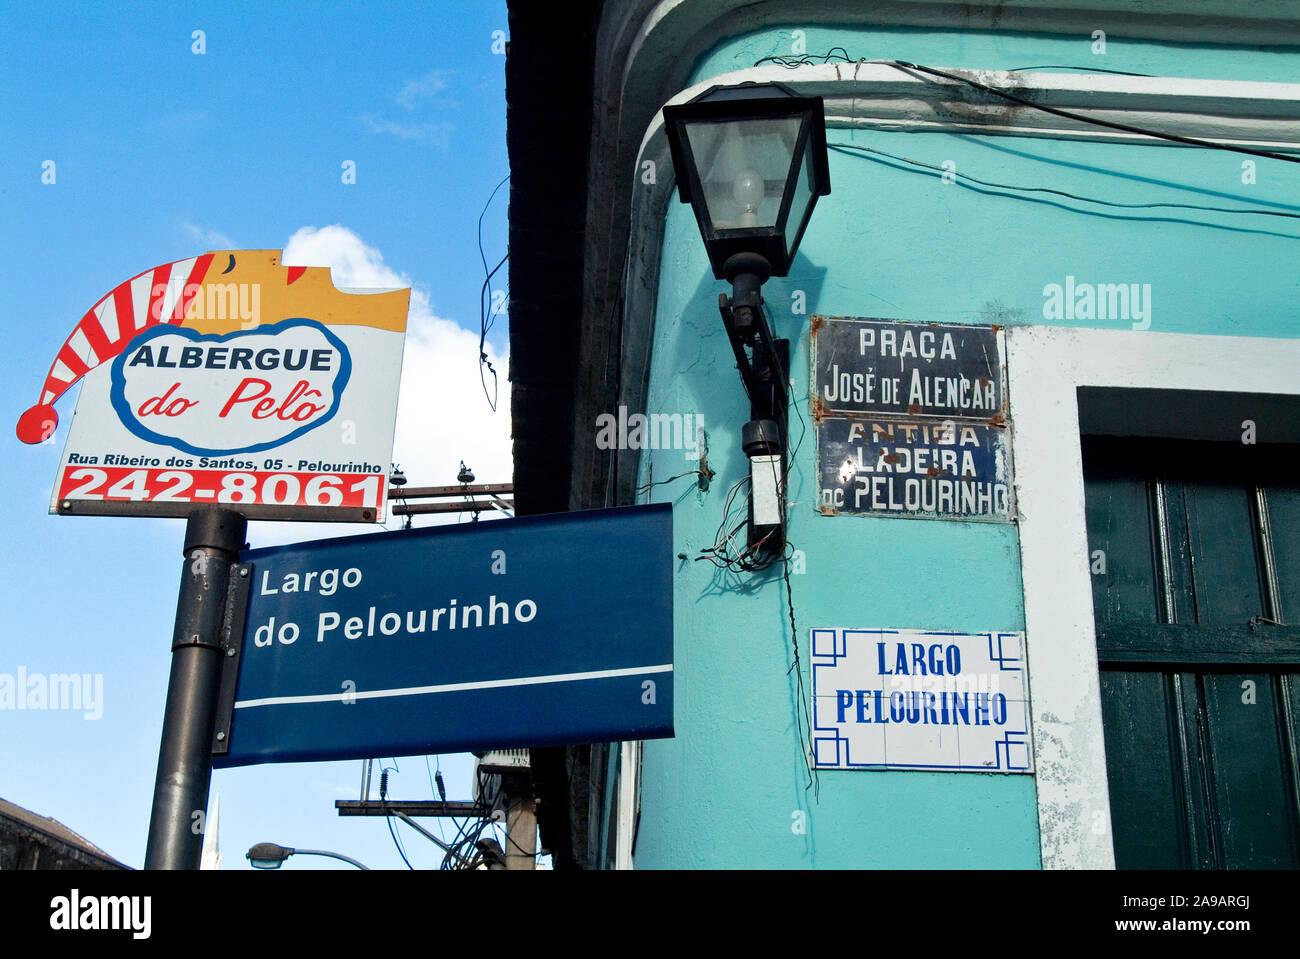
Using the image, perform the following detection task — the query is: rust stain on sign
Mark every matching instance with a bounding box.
[988,411,1006,428]
[809,314,827,335]
[810,395,829,421]
[819,504,839,516]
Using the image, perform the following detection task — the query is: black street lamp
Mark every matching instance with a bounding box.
[246,842,369,870]
[664,82,830,279]
[664,82,831,561]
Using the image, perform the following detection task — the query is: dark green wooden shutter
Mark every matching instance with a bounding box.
[1083,437,1300,869]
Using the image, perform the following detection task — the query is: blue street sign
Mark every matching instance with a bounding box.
[213,504,673,767]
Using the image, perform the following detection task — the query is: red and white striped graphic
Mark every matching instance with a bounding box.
[16,254,215,444]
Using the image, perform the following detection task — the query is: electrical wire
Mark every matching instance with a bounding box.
[437,775,481,870]
[435,760,454,846]
[455,766,547,868]
[423,755,454,847]
[387,815,414,869]
[490,820,547,864]
[692,474,782,573]
[479,251,508,411]
[828,141,1300,220]
[379,766,414,869]
[501,826,537,857]
[788,394,809,471]
[783,544,818,800]
[442,815,492,870]
[368,757,519,870]
[1005,64,1155,76]
[753,49,1300,164]
[881,59,1300,165]
[477,174,510,411]
[439,816,474,870]
[696,418,788,572]
[434,765,500,870]
[636,468,711,496]
[478,174,510,306]
[757,50,1153,76]
[693,477,751,569]
[754,47,854,68]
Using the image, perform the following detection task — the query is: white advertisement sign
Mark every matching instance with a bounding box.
[17,251,409,522]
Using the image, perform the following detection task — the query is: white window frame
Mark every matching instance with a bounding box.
[1007,326,1300,868]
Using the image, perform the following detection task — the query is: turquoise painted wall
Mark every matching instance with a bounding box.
[633,25,1300,868]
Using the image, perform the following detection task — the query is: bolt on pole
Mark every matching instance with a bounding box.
[144,506,247,870]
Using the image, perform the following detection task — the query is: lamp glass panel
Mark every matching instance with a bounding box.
[685,115,801,232]
[783,140,816,256]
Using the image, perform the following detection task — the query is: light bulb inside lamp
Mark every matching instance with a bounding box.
[732,169,764,227]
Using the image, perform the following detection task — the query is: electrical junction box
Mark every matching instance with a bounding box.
[472,750,530,821]
[475,748,531,774]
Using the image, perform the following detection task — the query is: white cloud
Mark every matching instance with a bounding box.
[361,114,453,148]
[180,222,235,250]
[395,70,452,109]
[248,225,511,547]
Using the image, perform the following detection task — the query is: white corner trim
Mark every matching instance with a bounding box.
[1006,325,1300,870]
[638,65,1300,213]
[615,740,640,869]
[662,63,1300,150]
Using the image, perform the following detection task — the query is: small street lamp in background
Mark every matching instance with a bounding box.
[246,842,369,870]
[390,466,411,529]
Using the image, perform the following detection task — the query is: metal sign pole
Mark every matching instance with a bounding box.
[144,506,247,870]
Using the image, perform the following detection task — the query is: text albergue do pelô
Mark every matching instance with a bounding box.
[127,341,339,423]
[251,566,539,647]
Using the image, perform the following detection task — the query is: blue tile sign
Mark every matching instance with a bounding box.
[213,504,673,767]
[811,627,1033,773]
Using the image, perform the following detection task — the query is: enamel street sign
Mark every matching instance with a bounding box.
[17,250,409,522]
[811,627,1032,773]
[815,416,1012,520]
[811,317,1013,522]
[811,316,1006,420]
[212,504,675,767]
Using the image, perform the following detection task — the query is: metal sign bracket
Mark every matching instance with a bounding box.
[212,561,253,756]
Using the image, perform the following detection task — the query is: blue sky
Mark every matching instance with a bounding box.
[0,0,519,869]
